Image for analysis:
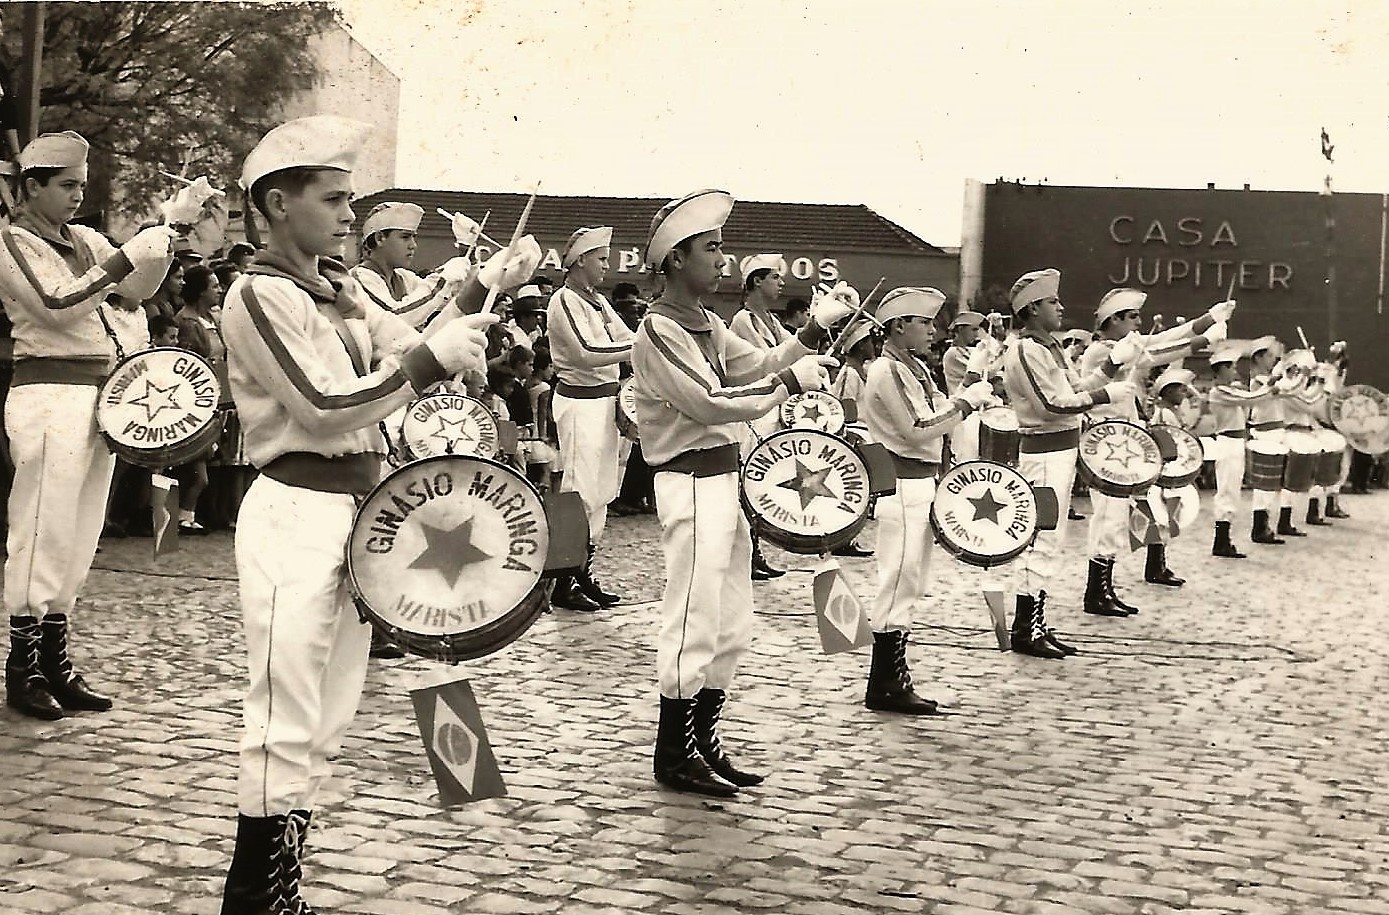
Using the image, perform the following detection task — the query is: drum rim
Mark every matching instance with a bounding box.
[97,347,223,460]
[740,427,870,555]
[347,453,548,661]
[400,392,502,461]
[1150,423,1204,484]
[1077,419,1163,496]
[779,389,847,434]
[930,459,1038,568]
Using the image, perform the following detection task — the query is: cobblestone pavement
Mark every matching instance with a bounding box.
[2,488,1387,915]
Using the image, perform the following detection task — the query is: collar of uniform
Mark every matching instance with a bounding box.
[13,210,77,252]
[248,251,366,318]
[1020,328,1064,350]
[883,341,928,379]
[563,279,606,311]
[648,298,714,333]
[360,256,395,284]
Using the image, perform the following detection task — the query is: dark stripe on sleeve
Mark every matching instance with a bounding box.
[3,228,130,310]
[1020,341,1090,414]
[646,320,777,400]
[561,291,631,355]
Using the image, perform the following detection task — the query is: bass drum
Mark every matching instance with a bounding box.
[347,455,549,662]
[740,428,871,554]
[400,393,501,462]
[780,390,846,436]
[1150,424,1204,489]
[930,460,1040,568]
[1076,420,1164,497]
[615,377,640,442]
[96,347,222,469]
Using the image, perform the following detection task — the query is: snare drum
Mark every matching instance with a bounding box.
[615,377,640,442]
[1282,430,1319,492]
[1151,424,1204,489]
[930,460,1039,568]
[400,393,501,461]
[780,390,846,435]
[1245,439,1287,490]
[96,347,222,469]
[740,428,871,554]
[347,454,549,662]
[1313,428,1347,487]
[977,407,1020,467]
[1076,420,1164,497]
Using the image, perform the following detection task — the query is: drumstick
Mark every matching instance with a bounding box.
[1296,325,1312,354]
[825,277,886,357]
[437,207,503,249]
[481,184,540,315]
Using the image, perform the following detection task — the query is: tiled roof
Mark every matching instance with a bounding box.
[351,189,943,254]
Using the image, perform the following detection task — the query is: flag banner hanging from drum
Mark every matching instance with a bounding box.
[410,678,506,806]
[1128,500,1167,552]
[811,557,873,654]
[151,473,179,558]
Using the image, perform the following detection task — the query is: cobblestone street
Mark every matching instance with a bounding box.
[2,489,1386,915]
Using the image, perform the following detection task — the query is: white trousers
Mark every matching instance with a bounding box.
[4,384,114,618]
[653,471,754,698]
[553,393,621,543]
[1145,485,1199,542]
[1014,447,1077,595]
[1210,436,1246,523]
[949,413,980,464]
[235,475,371,816]
[1086,491,1131,560]
[871,476,936,631]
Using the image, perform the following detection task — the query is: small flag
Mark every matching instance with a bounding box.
[983,590,1011,650]
[410,678,506,806]
[1128,499,1167,552]
[1164,494,1184,540]
[150,473,179,557]
[812,556,873,654]
[1321,127,1335,163]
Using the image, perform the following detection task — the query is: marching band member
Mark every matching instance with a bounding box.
[1000,269,1139,659]
[730,253,793,580]
[942,310,985,395]
[1316,343,1352,519]
[941,311,998,464]
[827,317,877,558]
[1279,348,1326,528]
[1144,367,1201,585]
[547,226,634,612]
[860,288,994,714]
[217,115,537,913]
[632,190,850,797]
[1206,343,1273,558]
[1247,336,1291,544]
[349,202,463,330]
[0,131,179,720]
[1076,288,1229,616]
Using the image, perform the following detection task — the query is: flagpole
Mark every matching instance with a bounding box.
[1321,127,1337,344]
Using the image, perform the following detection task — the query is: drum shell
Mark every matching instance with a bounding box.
[97,348,223,469]
[1076,421,1163,498]
[1313,429,1347,487]
[1282,432,1319,493]
[1151,424,1203,490]
[739,428,872,555]
[978,408,1020,467]
[929,460,1038,568]
[615,379,640,442]
[1245,441,1287,491]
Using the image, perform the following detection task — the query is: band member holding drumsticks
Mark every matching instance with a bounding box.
[730,253,793,580]
[547,225,634,611]
[1145,367,1202,585]
[0,131,183,720]
[1247,336,1292,544]
[632,190,851,797]
[1206,343,1274,558]
[1000,269,1140,659]
[860,288,994,714]
[217,115,538,914]
[1076,288,1230,616]
[1278,349,1326,530]
[350,202,465,329]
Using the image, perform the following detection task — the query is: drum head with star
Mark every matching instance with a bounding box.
[931,460,1039,567]
[1077,420,1163,496]
[740,428,870,554]
[348,455,548,658]
[97,347,222,467]
[401,394,501,461]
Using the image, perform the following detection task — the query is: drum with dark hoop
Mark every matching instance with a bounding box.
[1076,420,1164,498]
[400,393,501,462]
[1313,428,1347,487]
[347,454,549,663]
[779,390,846,436]
[740,428,872,554]
[1282,430,1319,493]
[978,407,1020,467]
[1329,385,1389,454]
[1245,439,1288,491]
[1150,423,1204,489]
[615,377,640,442]
[930,460,1040,568]
[96,347,222,469]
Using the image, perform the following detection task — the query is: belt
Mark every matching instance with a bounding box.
[260,451,381,497]
[649,442,740,477]
[12,356,109,387]
[1019,427,1080,454]
[1217,430,1249,439]
[890,455,939,479]
[1250,421,1286,431]
[1286,423,1314,432]
[555,381,620,399]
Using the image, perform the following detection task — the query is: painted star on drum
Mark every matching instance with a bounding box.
[775,460,836,510]
[1103,437,1143,465]
[127,379,182,424]
[409,517,493,588]
[968,488,1006,524]
[430,414,474,448]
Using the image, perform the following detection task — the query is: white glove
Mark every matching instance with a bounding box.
[1269,360,1288,381]
[964,340,994,376]
[122,226,178,265]
[158,177,224,227]
[1100,381,1139,404]
[439,256,475,286]
[424,312,498,375]
[1274,373,1302,394]
[959,380,995,409]
[477,236,543,290]
[810,282,859,328]
[1108,332,1145,366]
[786,354,838,392]
[1204,321,1228,345]
[1206,299,1237,324]
[443,210,484,247]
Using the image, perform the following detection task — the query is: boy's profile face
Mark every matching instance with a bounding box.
[273,170,356,258]
[155,328,179,347]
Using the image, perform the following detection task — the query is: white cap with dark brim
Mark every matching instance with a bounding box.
[240,115,374,191]
[876,287,947,324]
[645,189,735,268]
[1009,268,1060,313]
[562,226,613,268]
[1095,288,1147,324]
[739,253,788,284]
[18,131,89,171]
[361,202,424,240]
[950,310,985,329]
[1152,366,1196,394]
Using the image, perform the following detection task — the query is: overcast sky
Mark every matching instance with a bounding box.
[336,0,1389,247]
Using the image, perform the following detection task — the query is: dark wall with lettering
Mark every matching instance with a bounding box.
[982,183,1389,390]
